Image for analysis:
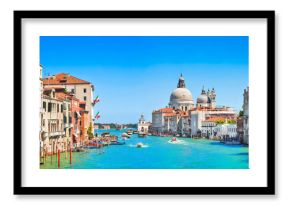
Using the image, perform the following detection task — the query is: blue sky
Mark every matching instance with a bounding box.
[40,36,248,124]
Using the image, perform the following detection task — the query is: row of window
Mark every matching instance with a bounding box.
[71,88,87,94]
[44,120,63,132]
[214,127,237,132]
[43,102,64,113]
[83,88,87,101]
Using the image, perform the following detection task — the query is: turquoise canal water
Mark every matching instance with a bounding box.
[40,129,249,169]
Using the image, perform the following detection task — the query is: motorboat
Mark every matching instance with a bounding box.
[171,137,177,142]
[110,141,125,145]
[122,132,129,137]
[126,130,133,135]
[138,132,147,137]
[168,137,184,144]
[136,142,144,148]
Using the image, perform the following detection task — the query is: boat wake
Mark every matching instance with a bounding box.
[168,139,187,145]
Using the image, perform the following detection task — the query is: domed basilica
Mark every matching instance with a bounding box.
[168,74,217,111]
[151,74,236,138]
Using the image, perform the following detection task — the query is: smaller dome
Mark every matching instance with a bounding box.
[197,94,208,103]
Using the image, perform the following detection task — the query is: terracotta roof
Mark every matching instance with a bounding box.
[43,73,90,85]
[204,117,227,122]
[54,91,79,101]
[42,94,64,102]
[153,107,174,113]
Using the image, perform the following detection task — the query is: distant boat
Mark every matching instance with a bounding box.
[101,132,110,137]
[138,132,147,137]
[126,130,133,135]
[171,137,177,142]
[110,141,125,145]
[73,147,86,152]
[133,130,139,134]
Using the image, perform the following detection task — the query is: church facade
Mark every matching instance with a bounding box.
[137,114,151,134]
[151,74,237,138]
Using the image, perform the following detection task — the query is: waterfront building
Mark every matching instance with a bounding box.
[214,121,237,139]
[237,116,244,142]
[201,120,217,138]
[101,125,111,130]
[151,74,237,138]
[43,73,94,133]
[199,117,237,139]
[41,88,67,155]
[190,107,237,137]
[94,124,99,129]
[243,87,249,145]
[151,107,188,135]
[46,87,91,147]
[54,88,87,147]
[137,114,151,133]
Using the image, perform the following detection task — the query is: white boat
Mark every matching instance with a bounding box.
[168,137,184,144]
[170,137,177,142]
[126,130,133,135]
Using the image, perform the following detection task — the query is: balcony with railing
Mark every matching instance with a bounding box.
[44,131,65,138]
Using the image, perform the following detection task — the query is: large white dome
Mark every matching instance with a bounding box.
[170,88,193,102]
[168,74,194,110]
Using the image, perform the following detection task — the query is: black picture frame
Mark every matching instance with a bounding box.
[14,10,275,195]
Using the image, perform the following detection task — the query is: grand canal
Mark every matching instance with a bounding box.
[40,129,249,169]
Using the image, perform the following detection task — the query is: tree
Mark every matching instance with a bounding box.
[239,110,244,117]
[87,123,94,140]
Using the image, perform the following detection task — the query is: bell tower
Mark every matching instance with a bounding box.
[210,88,216,108]
[177,73,186,88]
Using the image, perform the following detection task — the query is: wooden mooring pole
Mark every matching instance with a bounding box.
[58,149,60,168]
